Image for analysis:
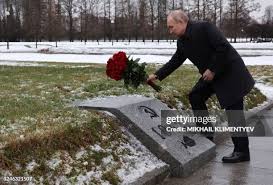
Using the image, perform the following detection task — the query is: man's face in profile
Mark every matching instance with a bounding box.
[167,17,186,38]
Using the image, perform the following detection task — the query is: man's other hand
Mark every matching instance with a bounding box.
[147,74,158,83]
[203,69,215,81]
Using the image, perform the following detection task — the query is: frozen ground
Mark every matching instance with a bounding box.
[0,41,272,184]
[255,83,273,100]
[0,41,273,65]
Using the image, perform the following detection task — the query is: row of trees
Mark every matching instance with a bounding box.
[0,0,272,42]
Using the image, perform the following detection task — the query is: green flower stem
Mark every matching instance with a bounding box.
[147,80,162,92]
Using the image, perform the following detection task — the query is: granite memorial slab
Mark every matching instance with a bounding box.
[73,95,216,177]
[248,109,273,136]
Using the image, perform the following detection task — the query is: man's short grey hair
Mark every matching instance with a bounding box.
[168,10,189,23]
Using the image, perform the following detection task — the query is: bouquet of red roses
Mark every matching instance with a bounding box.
[106,51,161,92]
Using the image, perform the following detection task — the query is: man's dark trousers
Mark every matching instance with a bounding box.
[189,78,249,153]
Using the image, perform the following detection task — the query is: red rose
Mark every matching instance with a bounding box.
[105,51,162,92]
[113,51,127,64]
[106,52,128,81]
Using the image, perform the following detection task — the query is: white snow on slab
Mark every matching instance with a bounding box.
[117,129,166,185]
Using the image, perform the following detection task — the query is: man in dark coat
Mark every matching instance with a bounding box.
[147,10,255,163]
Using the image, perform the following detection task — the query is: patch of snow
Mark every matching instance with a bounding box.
[102,155,114,166]
[117,129,166,185]
[26,160,39,172]
[0,61,46,66]
[75,148,87,160]
[0,41,273,65]
[101,182,111,185]
[47,154,62,170]
[0,142,7,149]
[0,170,12,177]
[76,171,103,185]
[55,176,71,185]
[90,144,104,152]
[255,83,273,100]
[15,163,21,170]
[64,164,73,175]
[19,135,25,139]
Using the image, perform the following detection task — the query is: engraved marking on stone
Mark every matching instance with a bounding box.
[138,106,159,119]
[180,140,188,148]
[181,136,196,148]
[184,136,196,147]
[152,127,166,139]
[75,96,216,177]
[158,125,172,136]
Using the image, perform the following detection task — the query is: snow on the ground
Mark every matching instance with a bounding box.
[1,41,273,51]
[241,56,273,66]
[1,41,272,183]
[255,83,273,100]
[0,53,273,66]
[0,61,47,66]
[0,41,273,66]
[0,53,114,64]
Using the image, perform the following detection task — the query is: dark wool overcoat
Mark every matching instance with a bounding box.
[155,21,255,108]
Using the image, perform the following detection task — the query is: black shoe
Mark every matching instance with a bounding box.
[222,152,250,163]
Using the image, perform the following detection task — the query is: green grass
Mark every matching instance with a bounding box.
[0,63,268,184]
[248,65,273,85]
[102,169,120,185]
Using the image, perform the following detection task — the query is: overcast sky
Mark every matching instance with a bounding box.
[250,0,273,22]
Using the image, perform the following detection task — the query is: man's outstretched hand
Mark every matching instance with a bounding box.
[147,74,158,83]
[146,74,162,92]
[203,69,215,81]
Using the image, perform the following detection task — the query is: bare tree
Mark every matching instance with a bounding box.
[157,0,168,42]
[263,5,273,24]
[55,0,65,45]
[205,0,219,22]
[202,0,208,20]
[212,0,218,25]
[261,5,273,39]
[194,0,201,20]
[6,3,17,41]
[102,0,111,41]
[22,0,41,42]
[148,0,156,41]
[13,0,22,41]
[225,0,260,42]
[138,0,148,42]
[79,0,88,42]
[93,0,101,42]
[112,0,126,41]
[124,0,134,42]
[179,0,184,10]
[62,0,76,41]
[120,0,125,41]
[44,0,56,41]
[219,0,223,28]
[114,0,117,41]
[88,0,100,41]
